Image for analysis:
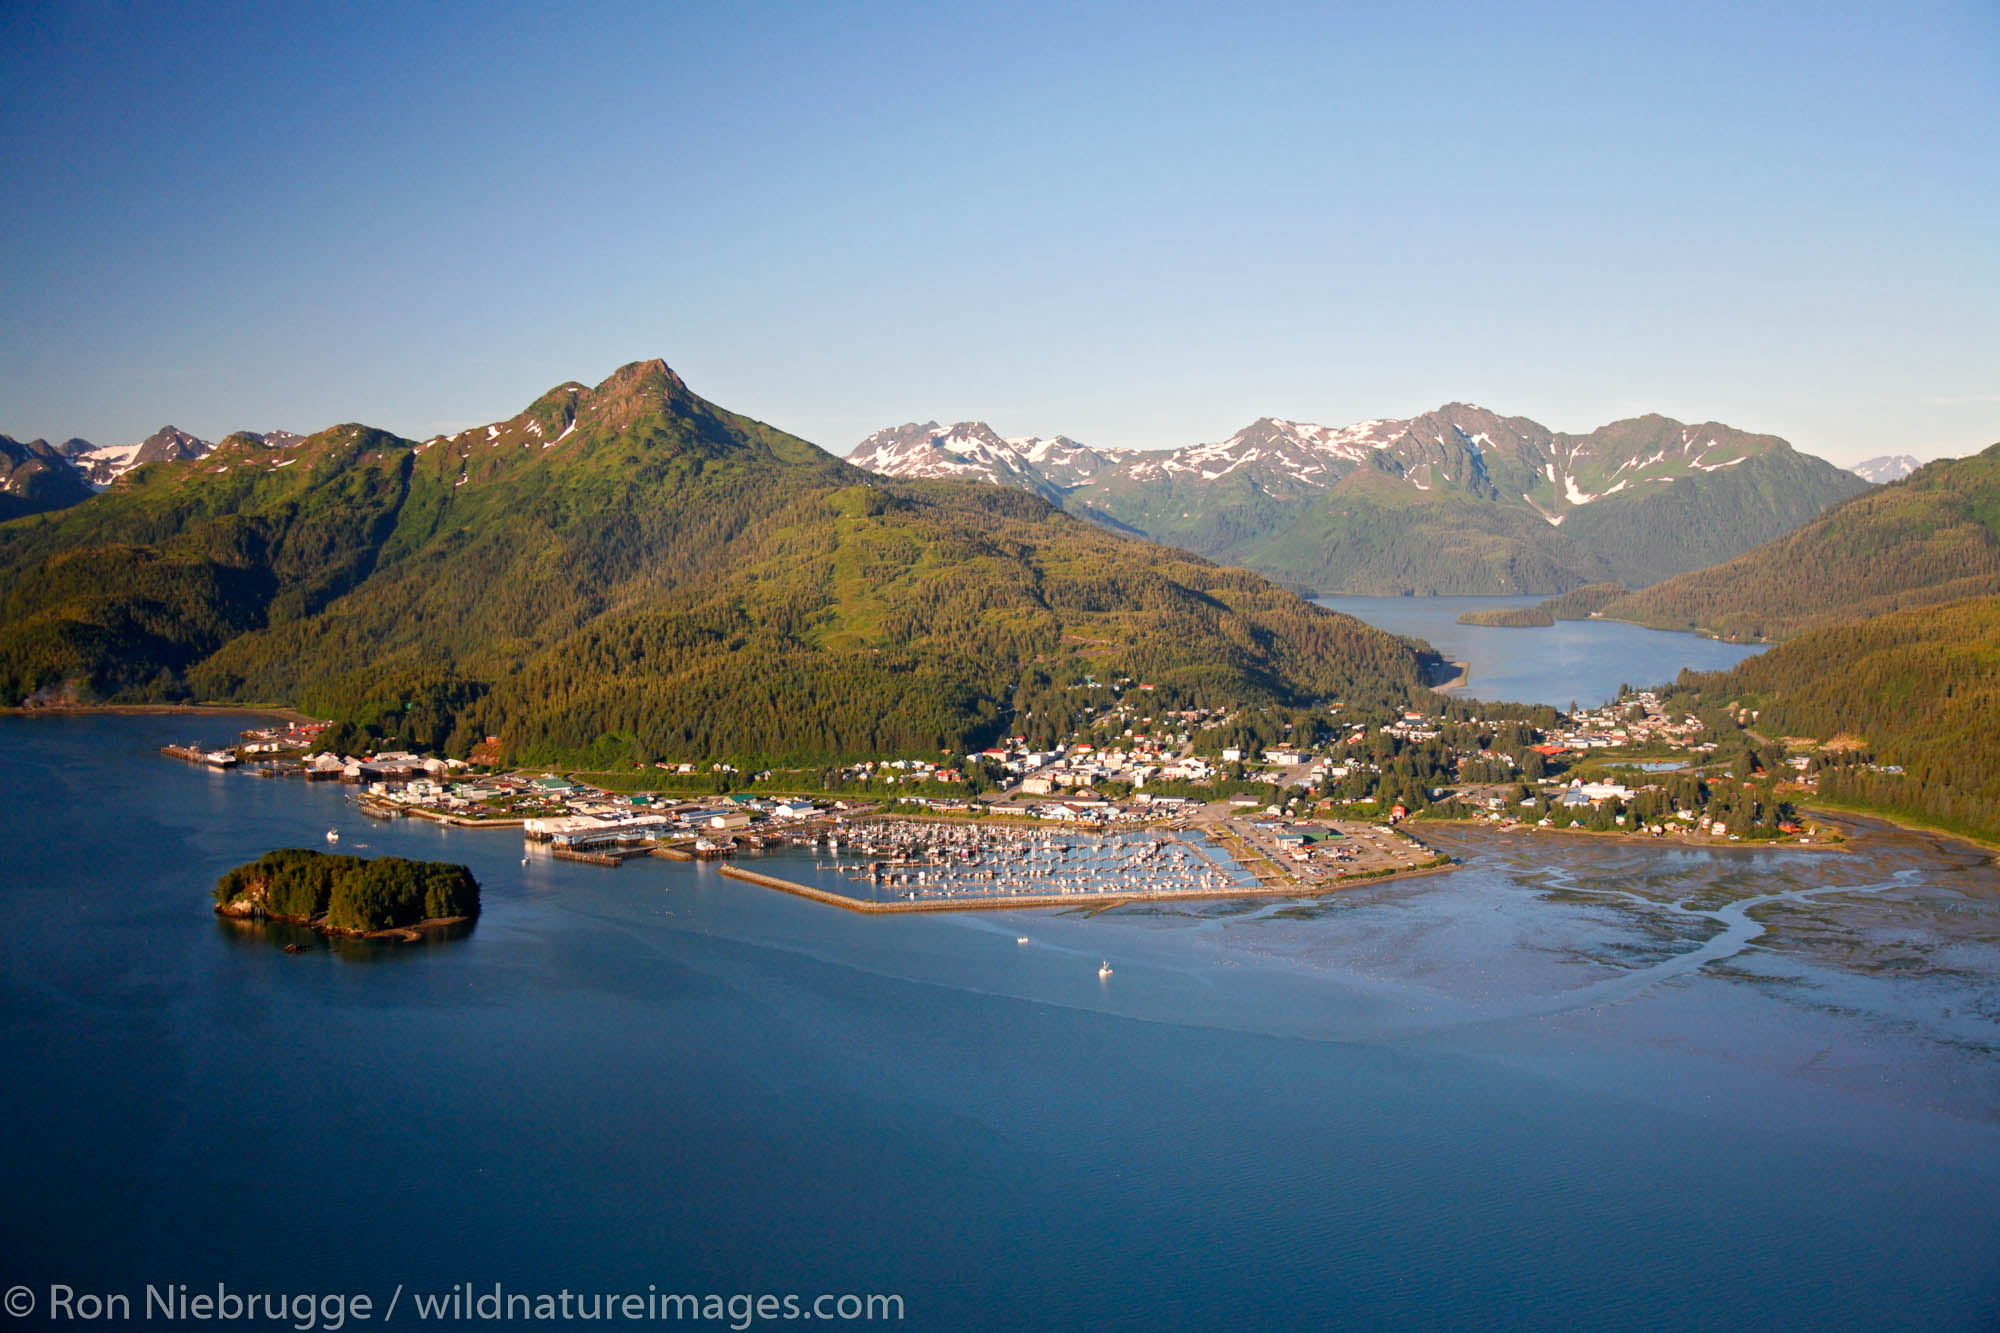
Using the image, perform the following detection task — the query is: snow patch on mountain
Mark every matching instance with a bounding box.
[1848,454,1922,484]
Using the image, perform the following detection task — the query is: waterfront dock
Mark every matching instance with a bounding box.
[160,743,237,768]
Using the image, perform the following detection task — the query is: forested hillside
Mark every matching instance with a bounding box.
[1604,444,2000,639]
[1680,595,2000,840]
[0,361,1437,763]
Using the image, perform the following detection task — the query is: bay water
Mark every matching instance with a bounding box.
[1,716,1995,1329]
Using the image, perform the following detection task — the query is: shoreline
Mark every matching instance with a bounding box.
[215,905,473,941]
[1430,660,1471,692]
[1801,803,2000,856]
[1418,816,1848,852]
[3,702,312,722]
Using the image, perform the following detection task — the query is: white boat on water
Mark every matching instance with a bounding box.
[1098,960,1113,978]
[325,829,339,844]
[1016,936,1029,945]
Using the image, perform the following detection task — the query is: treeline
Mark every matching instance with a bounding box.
[214,849,481,932]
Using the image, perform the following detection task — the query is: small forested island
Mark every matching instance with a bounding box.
[213,849,480,937]
[1455,606,1555,627]
[1457,584,1632,628]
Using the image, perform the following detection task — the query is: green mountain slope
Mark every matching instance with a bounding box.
[1680,595,2000,840]
[0,361,1436,760]
[1227,464,1619,595]
[1602,443,2000,639]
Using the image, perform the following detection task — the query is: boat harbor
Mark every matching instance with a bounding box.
[791,820,1261,906]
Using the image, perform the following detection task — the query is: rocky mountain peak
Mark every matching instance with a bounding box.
[1848,454,1923,485]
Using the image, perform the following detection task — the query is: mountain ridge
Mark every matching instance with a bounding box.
[0,360,1438,764]
[852,404,1870,593]
[1600,442,2000,640]
[1847,454,1923,484]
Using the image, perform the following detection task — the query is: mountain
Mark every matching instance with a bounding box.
[2,425,310,502]
[1601,443,2000,640]
[0,360,1437,763]
[853,405,1869,594]
[1848,454,1923,484]
[1680,594,2000,841]
[0,435,97,521]
[63,425,219,485]
[849,421,1132,504]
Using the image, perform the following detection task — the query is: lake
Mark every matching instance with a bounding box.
[1,715,1996,1330]
[1314,595,1765,709]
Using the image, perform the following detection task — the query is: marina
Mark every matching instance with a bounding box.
[802,820,1260,906]
[703,819,1452,913]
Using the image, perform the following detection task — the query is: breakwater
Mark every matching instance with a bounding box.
[716,860,1456,914]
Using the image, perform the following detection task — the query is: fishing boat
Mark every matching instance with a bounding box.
[1016,936,1029,945]
[1098,960,1113,978]
[325,828,339,844]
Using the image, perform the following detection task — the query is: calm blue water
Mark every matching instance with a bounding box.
[2,716,1996,1330]
[1314,595,1765,709]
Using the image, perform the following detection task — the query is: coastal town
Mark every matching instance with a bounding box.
[155,684,1834,912]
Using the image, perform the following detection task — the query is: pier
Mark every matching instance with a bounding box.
[160,743,236,768]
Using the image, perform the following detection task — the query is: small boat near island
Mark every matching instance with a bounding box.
[324,828,339,844]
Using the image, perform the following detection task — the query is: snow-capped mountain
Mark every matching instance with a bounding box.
[849,421,1132,503]
[0,424,313,511]
[1,434,97,520]
[852,403,1870,594]
[1847,454,1922,484]
[68,425,216,485]
[1112,416,1403,498]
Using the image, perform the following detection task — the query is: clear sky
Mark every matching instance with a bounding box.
[3,0,1994,466]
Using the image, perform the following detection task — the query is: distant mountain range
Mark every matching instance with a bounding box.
[850,422,1128,505]
[0,425,311,508]
[0,361,1434,762]
[6,400,1899,598]
[852,406,1871,594]
[1846,454,1923,484]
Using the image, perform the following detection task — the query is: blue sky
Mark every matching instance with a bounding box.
[2,0,1994,465]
